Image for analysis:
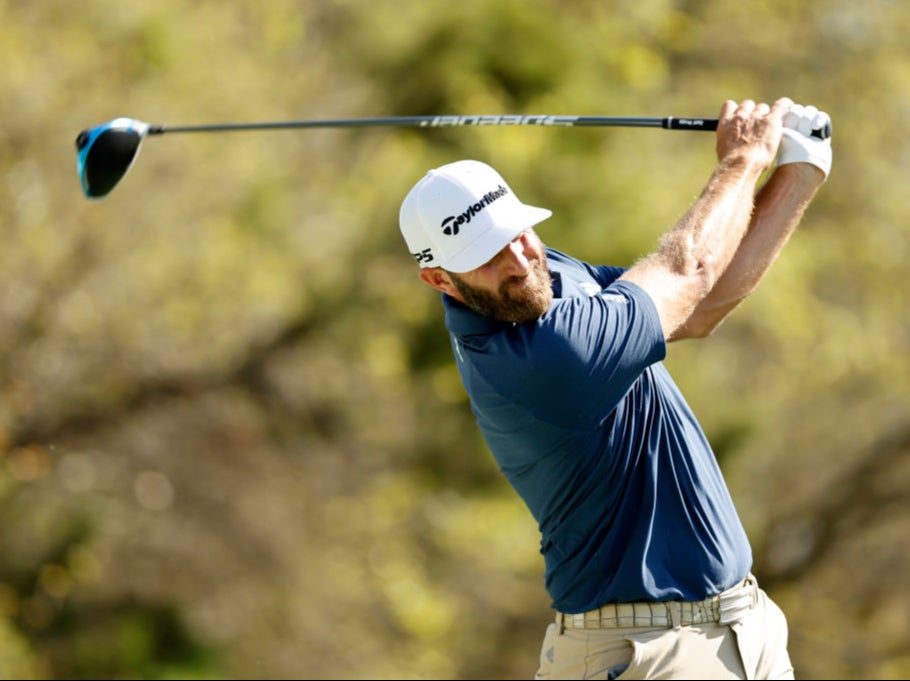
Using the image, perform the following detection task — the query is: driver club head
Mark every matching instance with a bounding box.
[75,117,149,199]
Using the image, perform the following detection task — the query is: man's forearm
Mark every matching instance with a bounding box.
[625,153,771,339]
[670,163,823,340]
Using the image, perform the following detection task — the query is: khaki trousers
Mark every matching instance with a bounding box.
[534,580,793,680]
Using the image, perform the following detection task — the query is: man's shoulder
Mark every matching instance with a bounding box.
[546,248,627,293]
[545,247,585,268]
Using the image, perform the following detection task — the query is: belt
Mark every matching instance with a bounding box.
[557,574,758,629]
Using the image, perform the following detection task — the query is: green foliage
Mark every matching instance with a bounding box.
[1,0,909,679]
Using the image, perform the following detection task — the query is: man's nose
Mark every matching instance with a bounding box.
[499,237,532,274]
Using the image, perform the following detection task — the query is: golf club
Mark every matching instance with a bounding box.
[75,113,832,200]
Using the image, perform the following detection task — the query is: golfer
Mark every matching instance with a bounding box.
[399,97,830,679]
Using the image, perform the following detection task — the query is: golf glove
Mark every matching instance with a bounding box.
[778,104,832,181]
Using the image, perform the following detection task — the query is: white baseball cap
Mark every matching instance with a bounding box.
[399,160,552,273]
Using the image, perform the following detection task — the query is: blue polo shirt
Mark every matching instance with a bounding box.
[442,247,752,613]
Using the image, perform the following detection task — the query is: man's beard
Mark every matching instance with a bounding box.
[448,252,553,324]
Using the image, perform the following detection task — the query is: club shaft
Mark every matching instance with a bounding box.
[148,115,719,135]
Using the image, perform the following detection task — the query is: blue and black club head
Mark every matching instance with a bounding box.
[75,118,150,199]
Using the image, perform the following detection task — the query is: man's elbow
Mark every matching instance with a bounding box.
[670,300,742,341]
[669,319,718,341]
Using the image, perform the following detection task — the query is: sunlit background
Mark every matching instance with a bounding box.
[2,1,909,678]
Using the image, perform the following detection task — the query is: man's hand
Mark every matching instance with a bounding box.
[778,104,832,181]
[715,98,791,171]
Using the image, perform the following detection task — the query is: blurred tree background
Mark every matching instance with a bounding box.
[1,0,909,678]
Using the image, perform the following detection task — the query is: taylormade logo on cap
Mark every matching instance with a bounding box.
[399,160,552,273]
[441,184,509,235]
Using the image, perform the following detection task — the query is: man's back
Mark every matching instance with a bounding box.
[442,248,751,613]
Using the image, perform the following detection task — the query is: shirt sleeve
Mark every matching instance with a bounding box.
[514,278,667,427]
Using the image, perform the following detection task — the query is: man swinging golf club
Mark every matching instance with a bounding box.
[398,97,831,680]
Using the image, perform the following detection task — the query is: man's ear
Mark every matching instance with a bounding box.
[418,268,460,298]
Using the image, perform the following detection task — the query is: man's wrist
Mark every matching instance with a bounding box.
[773,161,825,186]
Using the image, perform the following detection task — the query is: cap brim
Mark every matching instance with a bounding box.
[441,205,552,273]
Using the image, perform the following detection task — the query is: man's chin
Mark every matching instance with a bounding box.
[502,290,553,324]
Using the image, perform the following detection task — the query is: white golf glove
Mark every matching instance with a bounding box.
[778,103,832,181]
